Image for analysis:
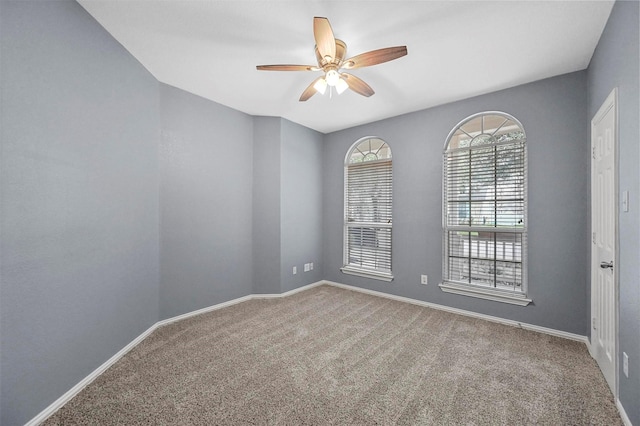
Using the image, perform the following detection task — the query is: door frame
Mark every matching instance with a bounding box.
[589,87,619,398]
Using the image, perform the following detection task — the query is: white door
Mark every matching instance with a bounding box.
[591,88,617,395]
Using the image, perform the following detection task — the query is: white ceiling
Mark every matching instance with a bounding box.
[77,1,614,134]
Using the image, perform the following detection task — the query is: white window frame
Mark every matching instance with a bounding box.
[341,137,393,282]
[440,112,531,306]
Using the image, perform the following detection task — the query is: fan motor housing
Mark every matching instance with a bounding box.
[315,39,347,67]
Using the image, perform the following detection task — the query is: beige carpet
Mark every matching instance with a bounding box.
[44,285,621,425]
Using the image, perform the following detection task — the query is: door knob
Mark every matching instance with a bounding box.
[600,261,613,269]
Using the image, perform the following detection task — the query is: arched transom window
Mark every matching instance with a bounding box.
[441,112,530,305]
[342,137,393,281]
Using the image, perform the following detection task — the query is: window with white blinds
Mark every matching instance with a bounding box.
[342,138,393,281]
[441,112,531,305]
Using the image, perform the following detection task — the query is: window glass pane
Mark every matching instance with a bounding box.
[495,261,522,292]
[363,153,377,161]
[376,145,391,160]
[349,138,391,163]
[470,147,496,199]
[469,259,495,288]
[448,256,469,283]
[470,133,495,147]
[350,151,365,163]
[347,162,392,223]
[495,123,525,143]
[461,116,482,135]
[496,201,524,227]
[469,201,495,226]
[447,201,471,227]
[449,129,471,149]
[444,112,526,295]
[448,231,468,258]
[468,232,494,260]
[348,226,391,272]
[483,115,509,133]
[368,138,385,152]
[345,138,392,277]
[495,233,522,262]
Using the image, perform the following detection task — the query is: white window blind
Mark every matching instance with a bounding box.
[343,138,393,281]
[442,113,529,304]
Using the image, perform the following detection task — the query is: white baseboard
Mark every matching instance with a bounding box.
[321,280,588,344]
[617,399,633,426]
[28,279,592,425]
[156,295,255,328]
[25,323,159,426]
[156,281,325,327]
[252,281,325,300]
[27,280,324,425]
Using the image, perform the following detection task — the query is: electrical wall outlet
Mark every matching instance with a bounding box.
[421,275,428,285]
[623,352,629,378]
[292,266,297,275]
[304,263,310,272]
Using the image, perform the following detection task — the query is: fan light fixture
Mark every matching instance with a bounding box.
[256,17,408,102]
[335,77,348,94]
[325,69,340,85]
[313,77,327,95]
[314,70,349,96]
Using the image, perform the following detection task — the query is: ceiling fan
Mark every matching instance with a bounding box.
[257,17,408,101]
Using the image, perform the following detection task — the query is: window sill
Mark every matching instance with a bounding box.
[439,281,532,306]
[341,266,393,282]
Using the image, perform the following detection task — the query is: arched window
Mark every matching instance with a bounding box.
[341,137,393,281]
[441,112,530,305]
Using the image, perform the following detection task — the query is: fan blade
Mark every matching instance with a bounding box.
[342,46,407,69]
[256,64,317,71]
[314,17,336,61]
[299,77,323,101]
[342,73,374,97]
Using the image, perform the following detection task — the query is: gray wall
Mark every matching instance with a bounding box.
[252,117,324,294]
[159,84,254,319]
[0,1,160,424]
[587,1,640,423]
[280,119,324,292]
[253,117,282,294]
[322,71,589,335]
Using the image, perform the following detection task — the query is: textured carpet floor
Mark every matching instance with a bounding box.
[44,285,621,425]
